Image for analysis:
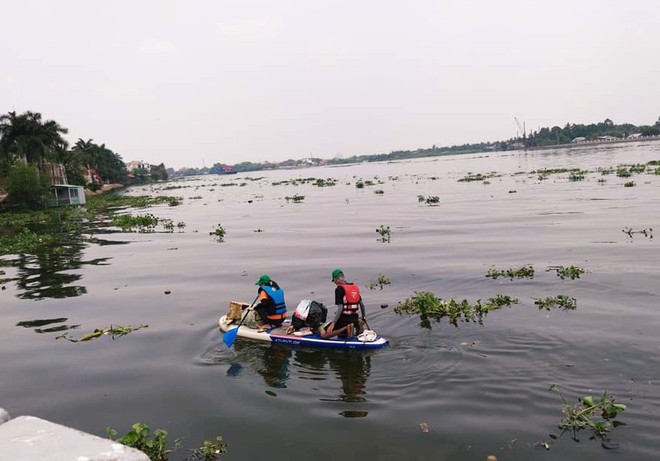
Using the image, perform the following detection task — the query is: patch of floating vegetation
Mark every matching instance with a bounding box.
[417,195,440,205]
[111,213,179,233]
[210,224,226,242]
[458,172,500,182]
[272,177,337,187]
[1,194,185,255]
[87,194,182,211]
[569,170,587,181]
[548,385,627,446]
[394,291,519,327]
[368,273,391,290]
[622,227,653,239]
[547,265,586,280]
[285,194,305,203]
[56,324,148,342]
[533,295,577,310]
[355,179,376,188]
[486,265,535,280]
[376,225,391,243]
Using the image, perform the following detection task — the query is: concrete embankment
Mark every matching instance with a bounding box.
[0,407,149,460]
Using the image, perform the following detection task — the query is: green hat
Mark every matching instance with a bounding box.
[255,274,271,285]
[331,269,344,280]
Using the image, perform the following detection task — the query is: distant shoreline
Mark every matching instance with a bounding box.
[514,134,660,154]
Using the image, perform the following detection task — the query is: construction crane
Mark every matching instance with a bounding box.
[514,117,526,143]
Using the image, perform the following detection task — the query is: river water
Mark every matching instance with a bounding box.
[1,141,659,461]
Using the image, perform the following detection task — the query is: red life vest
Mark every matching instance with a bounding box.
[338,283,361,315]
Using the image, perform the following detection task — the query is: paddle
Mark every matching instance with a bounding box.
[224,294,259,348]
[361,317,371,330]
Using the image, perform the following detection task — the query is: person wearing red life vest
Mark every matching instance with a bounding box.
[320,268,365,339]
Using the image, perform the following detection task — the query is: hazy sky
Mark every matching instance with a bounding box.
[2,1,659,169]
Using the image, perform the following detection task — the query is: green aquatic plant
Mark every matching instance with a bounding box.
[568,169,586,181]
[417,195,440,205]
[0,229,55,255]
[458,173,487,182]
[374,189,384,194]
[533,295,576,310]
[376,225,391,243]
[622,227,653,239]
[486,265,535,280]
[111,213,159,232]
[534,167,573,176]
[107,423,178,461]
[314,178,336,187]
[547,265,586,280]
[486,294,519,307]
[623,181,635,187]
[628,163,647,174]
[549,385,627,444]
[394,291,518,327]
[616,168,631,178]
[368,273,391,290]
[107,422,227,461]
[285,194,305,203]
[86,194,182,212]
[210,224,226,242]
[56,324,148,342]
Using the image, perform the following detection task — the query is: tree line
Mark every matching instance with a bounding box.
[174,117,660,177]
[523,117,660,147]
[0,110,128,184]
[0,110,167,210]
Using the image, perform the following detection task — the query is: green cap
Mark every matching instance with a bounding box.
[255,274,271,285]
[331,269,344,280]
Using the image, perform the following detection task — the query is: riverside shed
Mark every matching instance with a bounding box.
[50,184,86,207]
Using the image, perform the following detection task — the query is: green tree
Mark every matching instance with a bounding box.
[72,139,128,184]
[52,145,85,186]
[6,164,49,210]
[0,111,68,166]
[150,163,168,181]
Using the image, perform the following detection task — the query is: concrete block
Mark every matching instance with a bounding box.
[0,415,149,460]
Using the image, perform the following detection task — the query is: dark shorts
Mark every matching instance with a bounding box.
[334,314,359,333]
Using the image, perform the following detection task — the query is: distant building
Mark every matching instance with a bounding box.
[83,167,102,184]
[572,137,587,143]
[627,133,642,139]
[127,160,150,171]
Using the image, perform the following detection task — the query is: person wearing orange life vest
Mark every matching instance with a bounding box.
[254,274,287,332]
[320,269,365,339]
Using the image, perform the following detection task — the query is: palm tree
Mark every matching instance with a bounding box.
[0,110,68,165]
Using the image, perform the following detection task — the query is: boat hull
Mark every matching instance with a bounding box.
[219,315,388,350]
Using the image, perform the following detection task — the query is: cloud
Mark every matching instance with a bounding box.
[140,38,178,54]
[216,15,282,41]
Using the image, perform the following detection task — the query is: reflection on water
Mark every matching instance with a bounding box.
[218,341,373,416]
[295,349,371,404]
[231,341,292,389]
[2,224,111,300]
[16,317,80,334]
